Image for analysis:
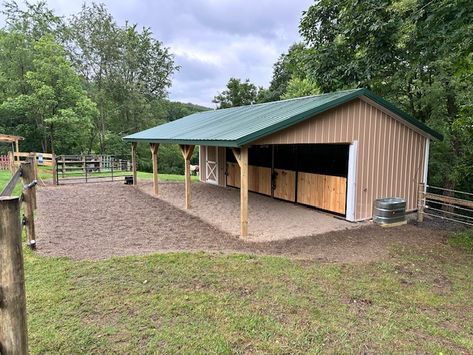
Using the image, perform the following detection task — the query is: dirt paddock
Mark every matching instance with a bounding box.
[36,181,452,262]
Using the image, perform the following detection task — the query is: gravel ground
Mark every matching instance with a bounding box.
[34,181,451,262]
[140,181,363,241]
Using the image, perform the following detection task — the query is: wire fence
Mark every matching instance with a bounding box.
[418,183,473,227]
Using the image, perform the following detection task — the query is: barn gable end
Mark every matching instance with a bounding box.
[254,98,427,220]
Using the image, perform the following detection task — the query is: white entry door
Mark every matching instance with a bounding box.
[206,146,218,184]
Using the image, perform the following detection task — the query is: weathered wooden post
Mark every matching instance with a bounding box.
[131,142,138,186]
[8,151,14,174]
[150,143,159,196]
[179,145,195,209]
[0,196,29,355]
[21,162,36,248]
[52,153,57,186]
[417,182,425,222]
[232,147,249,237]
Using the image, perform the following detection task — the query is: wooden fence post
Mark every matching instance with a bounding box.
[52,154,57,186]
[8,151,14,174]
[21,162,36,248]
[0,196,29,355]
[417,182,425,222]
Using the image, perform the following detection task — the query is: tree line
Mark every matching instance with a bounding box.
[0,1,205,173]
[213,0,473,193]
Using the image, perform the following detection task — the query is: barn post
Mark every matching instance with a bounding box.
[0,196,29,355]
[150,143,159,196]
[232,147,249,237]
[131,142,138,186]
[179,144,195,209]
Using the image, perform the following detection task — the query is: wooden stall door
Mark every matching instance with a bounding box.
[226,163,271,196]
[273,169,296,202]
[206,146,218,184]
[297,172,347,214]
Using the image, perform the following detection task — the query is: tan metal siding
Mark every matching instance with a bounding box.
[254,98,427,220]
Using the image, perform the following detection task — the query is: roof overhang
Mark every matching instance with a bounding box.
[0,134,25,143]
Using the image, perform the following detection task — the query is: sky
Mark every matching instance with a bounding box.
[1,0,314,106]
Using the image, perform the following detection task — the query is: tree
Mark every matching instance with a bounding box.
[266,43,309,102]
[67,3,178,153]
[299,0,473,192]
[281,77,320,100]
[213,78,259,108]
[0,35,97,153]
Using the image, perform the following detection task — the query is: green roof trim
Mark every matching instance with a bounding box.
[123,88,442,146]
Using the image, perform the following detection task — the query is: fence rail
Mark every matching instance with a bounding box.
[56,154,131,185]
[417,183,473,226]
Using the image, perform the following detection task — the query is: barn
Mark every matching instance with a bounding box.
[123,88,442,236]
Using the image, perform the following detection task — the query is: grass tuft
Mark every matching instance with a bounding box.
[449,228,473,252]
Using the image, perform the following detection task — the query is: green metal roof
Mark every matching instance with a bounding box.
[123,88,442,146]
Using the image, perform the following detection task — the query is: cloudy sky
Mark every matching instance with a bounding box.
[2,0,314,106]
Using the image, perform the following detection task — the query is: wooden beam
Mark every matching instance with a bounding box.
[179,145,195,209]
[131,142,137,186]
[240,146,249,237]
[232,148,242,167]
[0,196,29,354]
[150,143,159,196]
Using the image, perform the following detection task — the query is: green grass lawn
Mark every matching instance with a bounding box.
[0,169,198,193]
[1,170,472,353]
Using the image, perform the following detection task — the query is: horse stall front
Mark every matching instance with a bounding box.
[225,144,348,216]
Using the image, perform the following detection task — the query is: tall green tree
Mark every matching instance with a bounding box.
[299,0,473,191]
[0,35,97,153]
[213,78,259,108]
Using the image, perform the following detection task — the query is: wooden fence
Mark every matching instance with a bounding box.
[0,159,38,354]
[55,155,131,184]
[417,183,473,226]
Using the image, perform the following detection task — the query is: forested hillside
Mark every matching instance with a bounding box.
[0,1,207,173]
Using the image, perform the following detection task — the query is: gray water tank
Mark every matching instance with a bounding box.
[373,198,406,226]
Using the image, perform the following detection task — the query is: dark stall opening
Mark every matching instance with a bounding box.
[225,144,349,215]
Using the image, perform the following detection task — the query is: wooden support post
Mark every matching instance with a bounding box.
[131,142,138,186]
[21,162,36,247]
[233,147,249,237]
[27,155,37,210]
[61,155,65,178]
[0,196,29,355]
[15,139,19,164]
[179,144,195,209]
[8,151,14,174]
[417,182,425,222]
[52,154,57,186]
[150,143,159,196]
